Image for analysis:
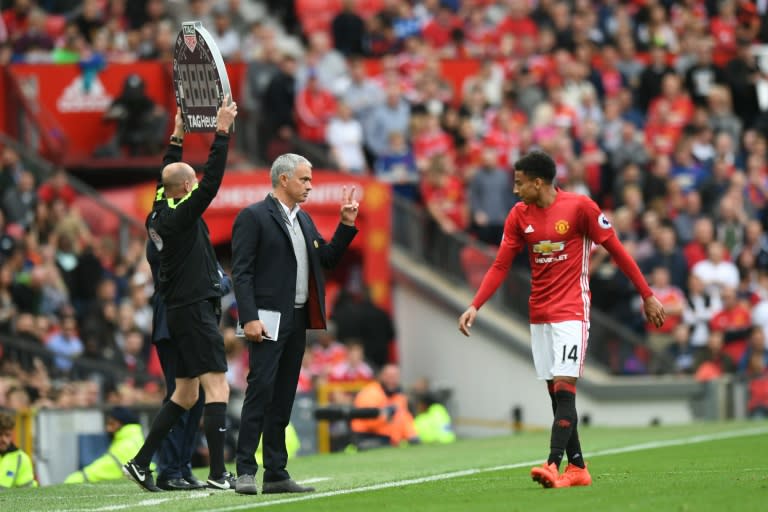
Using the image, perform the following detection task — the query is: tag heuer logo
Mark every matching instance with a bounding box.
[532,240,565,255]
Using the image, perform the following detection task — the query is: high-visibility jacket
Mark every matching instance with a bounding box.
[0,444,37,488]
[256,422,300,465]
[64,423,144,483]
[350,382,418,445]
[414,403,456,444]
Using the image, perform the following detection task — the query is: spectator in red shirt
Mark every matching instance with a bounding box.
[1,0,32,42]
[295,69,337,148]
[645,266,686,373]
[684,217,718,270]
[709,285,753,362]
[413,114,454,167]
[329,341,374,383]
[421,4,462,54]
[710,0,739,66]
[463,5,495,58]
[746,359,768,418]
[577,120,606,197]
[495,0,538,46]
[420,155,468,234]
[310,325,348,381]
[37,167,77,207]
[647,74,694,146]
[483,106,523,169]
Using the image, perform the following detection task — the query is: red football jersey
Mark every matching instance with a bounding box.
[473,191,615,323]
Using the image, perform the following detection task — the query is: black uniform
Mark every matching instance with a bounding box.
[146,133,230,378]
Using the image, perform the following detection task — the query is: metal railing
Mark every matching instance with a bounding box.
[391,196,650,374]
[2,67,67,165]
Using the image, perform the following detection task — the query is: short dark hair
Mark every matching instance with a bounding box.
[514,150,557,183]
[0,410,15,432]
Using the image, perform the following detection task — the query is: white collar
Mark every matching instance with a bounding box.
[276,197,301,223]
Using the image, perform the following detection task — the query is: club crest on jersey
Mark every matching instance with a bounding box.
[532,240,565,255]
[554,220,569,235]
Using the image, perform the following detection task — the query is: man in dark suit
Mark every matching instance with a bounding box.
[231,153,359,495]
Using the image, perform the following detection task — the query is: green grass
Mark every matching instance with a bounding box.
[3,421,767,512]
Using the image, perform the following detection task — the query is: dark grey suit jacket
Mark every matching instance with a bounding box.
[231,194,358,334]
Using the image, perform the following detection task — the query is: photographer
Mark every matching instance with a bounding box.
[94,74,167,157]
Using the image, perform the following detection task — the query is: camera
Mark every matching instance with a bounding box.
[313,405,381,421]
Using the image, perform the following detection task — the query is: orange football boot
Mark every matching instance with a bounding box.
[557,463,592,487]
[530,462,560,488]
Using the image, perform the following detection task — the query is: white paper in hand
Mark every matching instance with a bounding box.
[258,309,281,341]
[235,310,281,341]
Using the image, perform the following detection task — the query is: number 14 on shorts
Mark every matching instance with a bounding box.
[562,345,578,362]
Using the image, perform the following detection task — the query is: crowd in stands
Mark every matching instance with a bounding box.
[3,0,768,420]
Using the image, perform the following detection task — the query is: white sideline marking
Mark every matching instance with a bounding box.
[298,477,331,484]
[47,492,212,512]
[47,426,768,512]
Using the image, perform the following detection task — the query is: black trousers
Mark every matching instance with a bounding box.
[236,307,306,481]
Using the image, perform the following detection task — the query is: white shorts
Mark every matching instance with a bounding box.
[530,321,589,380]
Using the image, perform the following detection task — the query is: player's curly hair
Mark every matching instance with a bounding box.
[514,150,556,183]
[0,410,16,432]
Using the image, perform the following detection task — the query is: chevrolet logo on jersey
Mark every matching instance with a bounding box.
[532,240,565,255]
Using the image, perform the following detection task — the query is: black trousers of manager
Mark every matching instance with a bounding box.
[236,305,307,481]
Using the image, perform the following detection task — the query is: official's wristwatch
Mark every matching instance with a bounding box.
[169,135,184,145]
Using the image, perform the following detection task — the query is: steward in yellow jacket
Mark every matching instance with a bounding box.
[413,393,456,444]
[0,410,37,489]
[64,407,144,484]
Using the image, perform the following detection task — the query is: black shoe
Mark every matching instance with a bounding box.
[123,459,162,492]
[183,475,207,489]
[157,477,196,491]
[262,479,315,494]
[207,471,236,490]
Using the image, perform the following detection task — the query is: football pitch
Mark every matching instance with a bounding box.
[3,421,766,512]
